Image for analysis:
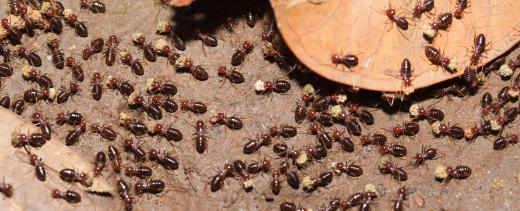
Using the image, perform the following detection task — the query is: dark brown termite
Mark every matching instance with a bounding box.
[65,122,86,146]
[135,179,165,195]
[233,160,253,190]
[65,56,84,81]
[255,79,291,94]
[56,111,83,126]
[271,170,282,195]
[108,145,122,173]
[349,104,374,125]
[393,186,408,211]
[231,40,254,66]
[424,46,453,72]
[90,72,103,100]
[106,76,134,96]
[15,46,41,67]
[270,125,297,138]
[90,123,117,141]
[384,3,409,30]
[1,18,22,41]
[149,149,179,170]
[302,171,334,192]
[0,95,10,109]
[0,63,12,77]
[192,120,208,153]
[21,67,53,88]
[277,159,300,190]
[146,79,178,96]
[412,0,434,18]
[410,147,438,167]
[306,144,328,160]
[51,189,81,204]
[104,35,119,66]
[93,151,106,176]
[331,161,363,178]
[331,53,359,69]
[400,58,413,87]
[391,122,420,137]
[360,133,387,146]
[80,0,106,13]
[195,30,218,47]
[436,123,465,140]
[210,112,243,130]
[59,168,90,186]
[217,66,245,84]
[463,66,478,88]
[379,144,407,157]
[379,162,408,181]
[132,33,157,62]
[123,139,146,161]
[180,100,207,114]
[306,109,334,127]
[294,103,307,123]
[209,163,234,192]
[122,119,148,135]
[117,179,133,211]
[150,95,178,113]
[64,13,88,37]
[337,111,362,135]
[11,132,46,148]
[12,99,25,115]
[453,0,469,19]
[31,112,52,140]
[471,33,488,66]
[120,52,144,76]
[493,134,518,150]
[125,166,152,179]
[243,134,272,154]
[410,105,444,123]
[331,130,355,152]
[57,82,80,104]
[47,38,65,69]
[190,65,209,81]
[431,13,453,30]
[308,123,333,149]
[16,151,47,181]
[82,38,104,60]
[23,88,52,103]
[247,157,271,174]
[152,123,183,142]
[443,165,472,182]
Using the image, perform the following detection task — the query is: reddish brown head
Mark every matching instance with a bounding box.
[308,123,320,134]
[217,66,227,75]
[153,124,164,133]
[51,189,61,199]
[242,41,253,51]
[66,14,77,23]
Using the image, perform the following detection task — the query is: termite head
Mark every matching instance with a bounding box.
[242,41,253,51]
[386,8,395,18]
[392,125,403,136]
[217,66,227,76]
[308,123,320,134]
[153,123,164,133]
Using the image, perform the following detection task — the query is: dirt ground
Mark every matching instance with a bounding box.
[1,0,519,210]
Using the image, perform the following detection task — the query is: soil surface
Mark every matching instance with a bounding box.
[0,0,519,210]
